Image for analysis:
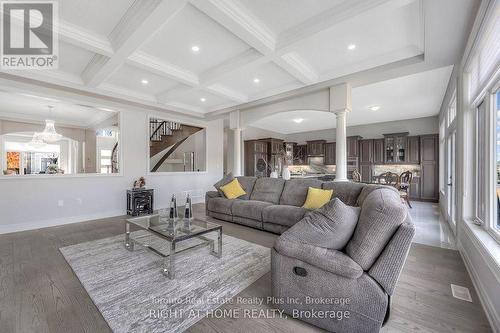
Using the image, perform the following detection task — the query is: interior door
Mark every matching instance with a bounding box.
[447,130,456,227]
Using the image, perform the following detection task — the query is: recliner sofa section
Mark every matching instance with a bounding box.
[205,176,378,234]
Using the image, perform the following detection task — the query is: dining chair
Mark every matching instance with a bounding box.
[398,171,413,208]
[378,172,399,186]
[352,169,361,182]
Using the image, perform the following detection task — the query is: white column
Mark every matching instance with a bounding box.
[330,83,352,182]
[229,110,242,176]
[232,128,242,176]
[335,110,348,181]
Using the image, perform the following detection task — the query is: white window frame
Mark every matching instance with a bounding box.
[488,82,500,242]
[473,80,500,244]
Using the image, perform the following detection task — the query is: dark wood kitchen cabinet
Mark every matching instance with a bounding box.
[359,139,373,163]
[293,144,307,165]
[347,136,361,158]
[307,140,326,156]
[373,139,385,164]
[244,140,268,177]
[268,138,284,154]
[324,142,336,165]
[407,136,420,164]
[420,134,439,201]
[359,139,373,182]
[384,132,408,164]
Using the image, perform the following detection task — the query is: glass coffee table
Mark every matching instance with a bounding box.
[125,215,222,279]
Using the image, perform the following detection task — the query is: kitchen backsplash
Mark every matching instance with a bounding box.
[288,164,336,174]
[372,164,421,177]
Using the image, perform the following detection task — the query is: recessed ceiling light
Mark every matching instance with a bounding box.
[141,79,149,85]
[369,105,380,111]
[253,78,260,83]
[191,45,200,52]
[200,97,206,102]
[347,44,356,50]
[293,118,304,123]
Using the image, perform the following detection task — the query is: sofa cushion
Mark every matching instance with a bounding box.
[346,188,407,270]
[220,178,246,199]
[207,197,235,215]
[302,187,333,209]
[232,200,272,221]
[213,172,233,196]
[262,205,308,227]
[322,181,365,206]
[235,176,257,200]
[250,178,285,204]
[280,198,360,250]
[279,179,323,206]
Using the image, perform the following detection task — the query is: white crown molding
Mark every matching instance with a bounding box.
[98,83,157,103]
[206,83,248,103]
[199,48,267,86]
[276,0,408,52]
[82,0,187,87]
[161,101,205,114]
[189,0,275,54]
[277,52,318,84]
[127,51,199,86]
[1,68,84,86]
[58,20,114,56]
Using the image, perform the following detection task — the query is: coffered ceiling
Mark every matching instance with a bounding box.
[0,0,478,117]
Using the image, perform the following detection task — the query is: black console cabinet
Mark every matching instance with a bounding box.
[127,189,154,216]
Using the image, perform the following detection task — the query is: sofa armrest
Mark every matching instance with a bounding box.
[205,191,221,201]
[368,219,415,295]
[274,238,363,279]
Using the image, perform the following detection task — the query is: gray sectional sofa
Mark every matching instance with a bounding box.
[206,176,415,333]
[205,176,367,234]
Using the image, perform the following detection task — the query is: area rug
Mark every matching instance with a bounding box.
[60,230,271,333]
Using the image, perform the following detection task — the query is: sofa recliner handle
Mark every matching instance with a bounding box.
[293,266,308,277]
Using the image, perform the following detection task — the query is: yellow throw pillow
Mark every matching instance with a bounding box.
[220,178,246,199]
[303,187,333,209]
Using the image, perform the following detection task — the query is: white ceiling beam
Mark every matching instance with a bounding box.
[127,51,199,86]
[82,0,187,87]
[275,53,318,84]
[199,49,267,86]
[188,0,317,85]
[206,84,248,103]
[276,0,412,52]
[189,0,275,54]
[4,10,114,56]
[58,20,114,56]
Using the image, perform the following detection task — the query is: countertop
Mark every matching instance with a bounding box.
[290,173,335,179]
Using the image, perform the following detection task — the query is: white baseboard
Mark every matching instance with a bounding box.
[0,197,206,235]
[458,237,500,333]
[0,209,125,235]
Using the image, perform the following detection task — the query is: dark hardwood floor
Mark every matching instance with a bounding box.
[0,204,492,333]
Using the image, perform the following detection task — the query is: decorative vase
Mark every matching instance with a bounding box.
[282,166,291,180]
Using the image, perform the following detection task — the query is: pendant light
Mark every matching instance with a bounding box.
[27,132,46,149]
[40,105,62,143]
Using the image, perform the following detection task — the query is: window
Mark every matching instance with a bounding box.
[494,90,500,230]
[476,101,486,224]
[439,120,446,193]
[99,149,112,174]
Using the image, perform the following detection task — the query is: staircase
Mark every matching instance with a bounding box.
[149,118,203,171]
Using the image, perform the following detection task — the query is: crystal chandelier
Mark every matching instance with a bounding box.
[40,106,62,143]
[27,132,46,149]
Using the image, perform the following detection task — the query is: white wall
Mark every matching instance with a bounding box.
[0,110,224,234]
[437,0,500,331]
